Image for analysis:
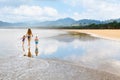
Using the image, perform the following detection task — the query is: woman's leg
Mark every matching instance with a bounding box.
[28,38,31,47]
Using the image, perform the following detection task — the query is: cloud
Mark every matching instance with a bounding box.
[0,5,61,22]
[1,0,120,22]
[64,0,120,20]
[13,5,58,17]
[0,0,28,7]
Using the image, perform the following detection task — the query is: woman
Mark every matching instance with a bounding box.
[26,28,33,47]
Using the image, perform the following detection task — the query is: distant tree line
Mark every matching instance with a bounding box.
[59,21,120,29]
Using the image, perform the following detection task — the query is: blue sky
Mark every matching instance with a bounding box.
[0,0,120,22]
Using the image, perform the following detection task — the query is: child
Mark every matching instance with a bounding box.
[22,35,26,46]
[22,35,26,51]
[35,36,39,47]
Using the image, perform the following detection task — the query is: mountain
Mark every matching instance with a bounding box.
[27,18,102,27]
[35,18,76,27]
[105,18,120,23]
[0,21,12,27]
[0,21,28,28]
[73,19,102,26]
[0,17,120,28]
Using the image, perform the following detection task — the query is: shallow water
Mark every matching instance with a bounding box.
[0,29,120,68]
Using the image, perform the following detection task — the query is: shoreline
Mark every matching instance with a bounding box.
[64,29,120,41]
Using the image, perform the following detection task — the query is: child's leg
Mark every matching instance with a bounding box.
[22,41,24,47]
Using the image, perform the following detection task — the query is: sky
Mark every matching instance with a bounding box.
[0,0,120,22]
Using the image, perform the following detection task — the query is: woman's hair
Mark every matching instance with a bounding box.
[27,28,32,35]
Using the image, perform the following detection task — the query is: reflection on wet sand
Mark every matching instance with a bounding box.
[28,48,32,57]
[22,46,27,56]
[22,46,25,52]
[51,32,99,42]
[35,46,39,56]
[23,47,39,57]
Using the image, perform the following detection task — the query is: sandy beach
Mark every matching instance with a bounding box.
[0,57,120,80]
[0,29,120,80]
[64,29,120,41]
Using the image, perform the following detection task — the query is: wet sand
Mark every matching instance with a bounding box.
[64,29,120,41]
[0,57,120,80]
[0,29,120,80]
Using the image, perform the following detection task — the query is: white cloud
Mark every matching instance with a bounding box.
[1,0,120,22]
[72,12,82,20]
[0,5,61,22]
[64,0,120,20]
[44,7,58,17]
[14,5,43,16]
[13,6,58,17]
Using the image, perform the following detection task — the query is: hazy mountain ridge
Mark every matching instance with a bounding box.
[104,18,120,23]
[74,19,102,26]
[0,17,119,27]
[0,21,12,26]
[34,18,76,27]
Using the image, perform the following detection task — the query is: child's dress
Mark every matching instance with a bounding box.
[35,38,38,44]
